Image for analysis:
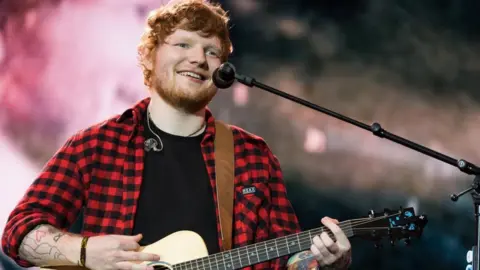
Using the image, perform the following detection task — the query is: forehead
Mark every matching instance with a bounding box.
[166,29,221,49]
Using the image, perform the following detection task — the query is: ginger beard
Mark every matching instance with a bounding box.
[151,63,218,114]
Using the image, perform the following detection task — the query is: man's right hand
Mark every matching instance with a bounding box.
[84,234,160,270]
[18,225,160,270]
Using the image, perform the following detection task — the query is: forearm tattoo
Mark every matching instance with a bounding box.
[18,225,72,266]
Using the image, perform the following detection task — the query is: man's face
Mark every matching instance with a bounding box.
[152,28,223,113]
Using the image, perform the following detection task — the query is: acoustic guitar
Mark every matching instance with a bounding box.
[40,207,427,270]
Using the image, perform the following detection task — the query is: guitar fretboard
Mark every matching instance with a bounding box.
[172,221,354,270]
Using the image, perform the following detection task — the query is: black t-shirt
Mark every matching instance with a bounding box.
[131,115,220,254]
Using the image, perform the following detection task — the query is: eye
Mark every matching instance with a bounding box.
[175,43,190,48]
[206,50,220,58]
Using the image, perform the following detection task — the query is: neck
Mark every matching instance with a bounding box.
[148,93,206,137]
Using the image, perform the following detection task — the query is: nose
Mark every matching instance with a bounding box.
[188,45,208,68]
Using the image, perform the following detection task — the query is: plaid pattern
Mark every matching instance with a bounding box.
[1,97,301,269]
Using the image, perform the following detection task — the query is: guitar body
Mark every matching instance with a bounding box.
[40,231,209,270]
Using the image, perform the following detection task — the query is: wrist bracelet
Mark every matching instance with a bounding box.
[79,236,89,267]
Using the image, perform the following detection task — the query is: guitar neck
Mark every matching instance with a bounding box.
[172,220,354,270]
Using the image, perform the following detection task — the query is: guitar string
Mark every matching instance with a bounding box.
[176,227,397,270]
[174,228,392,270]
[175,227,362,270]
[179,213,415,270]
[175,227,399,270]
[175,213,412,269]
[174,214,405,269]
[174,213,411,269]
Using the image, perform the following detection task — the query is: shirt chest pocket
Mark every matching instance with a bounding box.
[234,182,270,244]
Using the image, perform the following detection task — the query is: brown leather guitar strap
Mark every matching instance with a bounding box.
[214,120,234,251]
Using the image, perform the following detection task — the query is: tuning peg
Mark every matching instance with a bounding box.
[404,238,411,246]
[374,242,383,249]
[390,240,395,246]
[369,210,375,218]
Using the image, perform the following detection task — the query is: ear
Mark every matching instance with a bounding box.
[145,48,157,70]
[145,59,153,70]
[138,43,157,70]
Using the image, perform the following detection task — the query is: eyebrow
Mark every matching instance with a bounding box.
[172,36,221,52]
[205,44,221,52]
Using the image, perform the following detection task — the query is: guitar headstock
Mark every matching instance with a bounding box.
[352,207,428,248]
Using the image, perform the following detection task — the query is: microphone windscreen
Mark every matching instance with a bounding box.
[212,62,236,89]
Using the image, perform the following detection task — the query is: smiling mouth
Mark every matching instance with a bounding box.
[176,71,206,81]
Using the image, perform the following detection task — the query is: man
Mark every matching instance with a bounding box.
[1,0,352,269]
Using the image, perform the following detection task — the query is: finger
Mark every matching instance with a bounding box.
[116,261,154,270]
[310,243,321,259]
[319,231,339,254]
[112,234,143,243]
[310,241,336,267]
[133,263,154,270]
[120,240,141,251]
[120,251,161,262]
[132,234,143,242]
[321,218,351,248]
[313,235,332,258]
[112,234,142,239]
[313,235,336,267]
[321,216,339,224]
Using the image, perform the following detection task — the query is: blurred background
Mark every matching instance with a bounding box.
[1,0,480,269]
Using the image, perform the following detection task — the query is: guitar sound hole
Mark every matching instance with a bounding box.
[153,266,170,270]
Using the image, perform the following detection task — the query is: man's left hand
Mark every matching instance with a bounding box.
[310,217,352,269]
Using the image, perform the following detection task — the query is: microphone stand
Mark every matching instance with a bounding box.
[217,63,480,270]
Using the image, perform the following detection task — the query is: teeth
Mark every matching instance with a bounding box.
[178,71,203,80]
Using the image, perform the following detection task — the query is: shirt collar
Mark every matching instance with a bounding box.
[117,97,217,141]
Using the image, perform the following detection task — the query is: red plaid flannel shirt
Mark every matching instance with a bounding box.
[1,98,301,269]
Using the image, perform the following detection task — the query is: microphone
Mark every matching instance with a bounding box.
[144,138,162,152]
[212,62,237,89]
